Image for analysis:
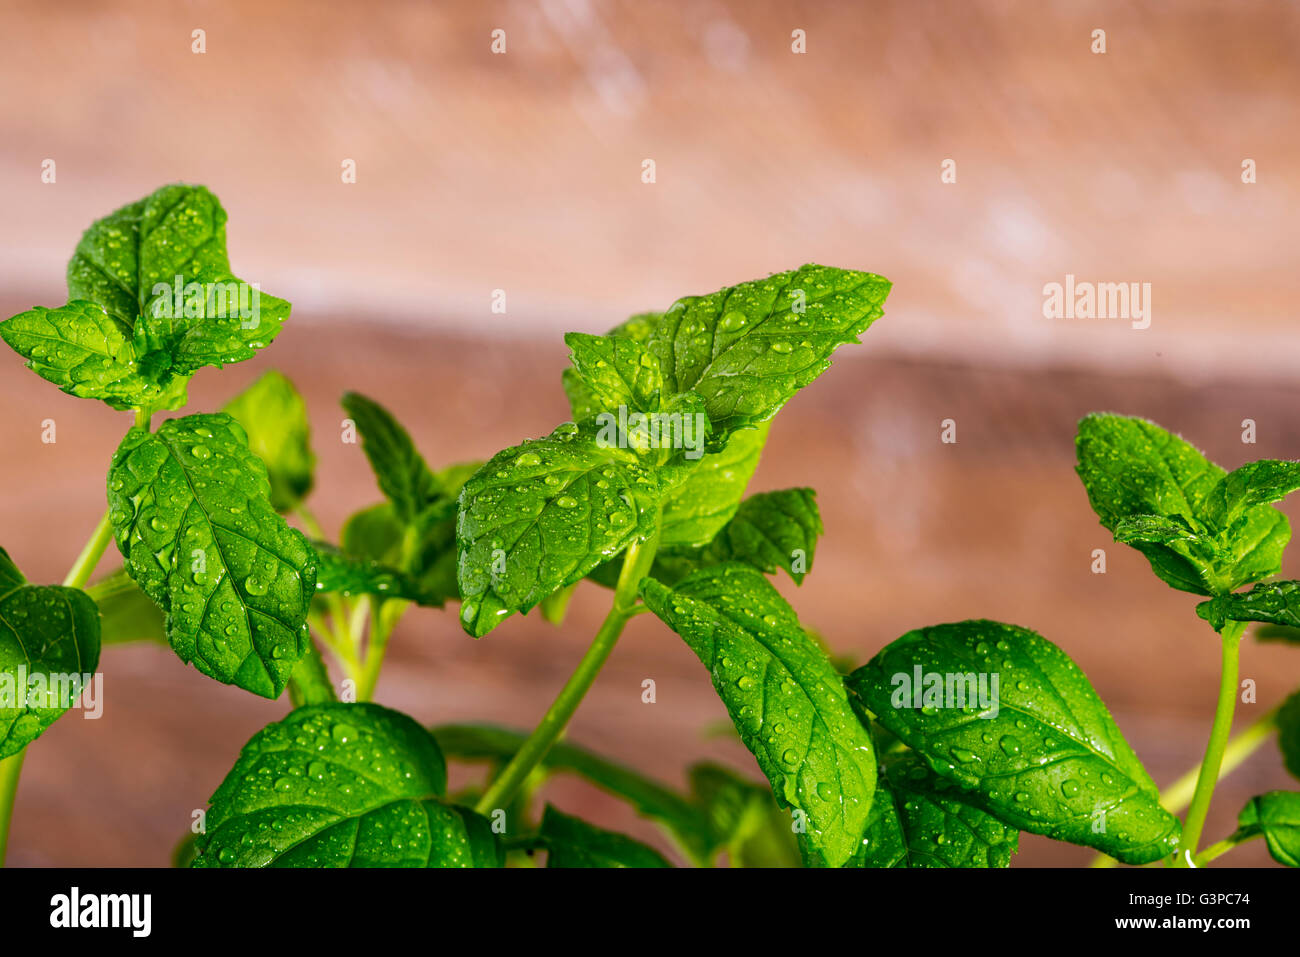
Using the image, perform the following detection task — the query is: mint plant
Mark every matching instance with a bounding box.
[1074,413,1300,867]
[2,185,1296,869]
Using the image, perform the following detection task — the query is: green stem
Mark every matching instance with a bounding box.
[1176,621,1246,865]
[356,599,401,701]
[308,612,360,679]
[62,510,115,589]
[354,530,417,701]
[1193,831,1258,867]
[1160,705,1278,814]
[1090,701,1278,868]
[474,525,660,816]
[0,750,26,866]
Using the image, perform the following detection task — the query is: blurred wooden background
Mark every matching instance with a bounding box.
[1,0,1298,866]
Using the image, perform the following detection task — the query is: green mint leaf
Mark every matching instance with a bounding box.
[223,370,315,512]
[564,332,663,414]
[341,502,404,565]
[312,542,429,603]
[1236,791,1300,867]
[172,832,199,868]
[411,527,459,607]
[87,185,289,378]
[688,762,801,867]
[1112,513,1199,546]
[658,423,769,547]
[578,387,711,462]
[288,643,336,708]
[3,185,290,409]
[1204,460,1300,529]
[561,309,761,550]
[644,265,890,440]
[1076,413,1222,593]
[432,460,483,500]
[457,424,687,637]
[341,392,441,525]
[1255,624,1300,644]
[432,723,714,863]
[845,754,1019,868]
[660,487,822,584]
[639,564,876,868]
[192,703,501,867]
[606,311,661,343]
[1076,414,1222,526]
[561,368,602,424]
[340,501,462,608]
[847,619,1180,864]
[539,805,671,868]
[1076,414,1290,594]
[0,301,160,409]
[87,568,166,645]
[1196,580,1300,633]
[561,312,663,422]
[107,412,317,698]
[1278,692,1300,781]
[1211,509,1292,591]
[538,581,578,625]
[0,548,101,759]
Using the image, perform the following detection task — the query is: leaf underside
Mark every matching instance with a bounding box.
[223,370,315,512]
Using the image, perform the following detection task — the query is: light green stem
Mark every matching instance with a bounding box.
[293,505,354,661]
[474,526,660,816]
[1160,705,1278,814]
[357,599,403,701]
[62,509,115,589]
[1176,621,1246,865]
[0,750,26,866]
[354,529,419,700]
[1193,831,1258,867]
[308,611,360,679]
[1090,701,1278,868]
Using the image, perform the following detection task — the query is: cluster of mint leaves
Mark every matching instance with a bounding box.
[1075,413,1300,866]
[2,184,1297,869]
